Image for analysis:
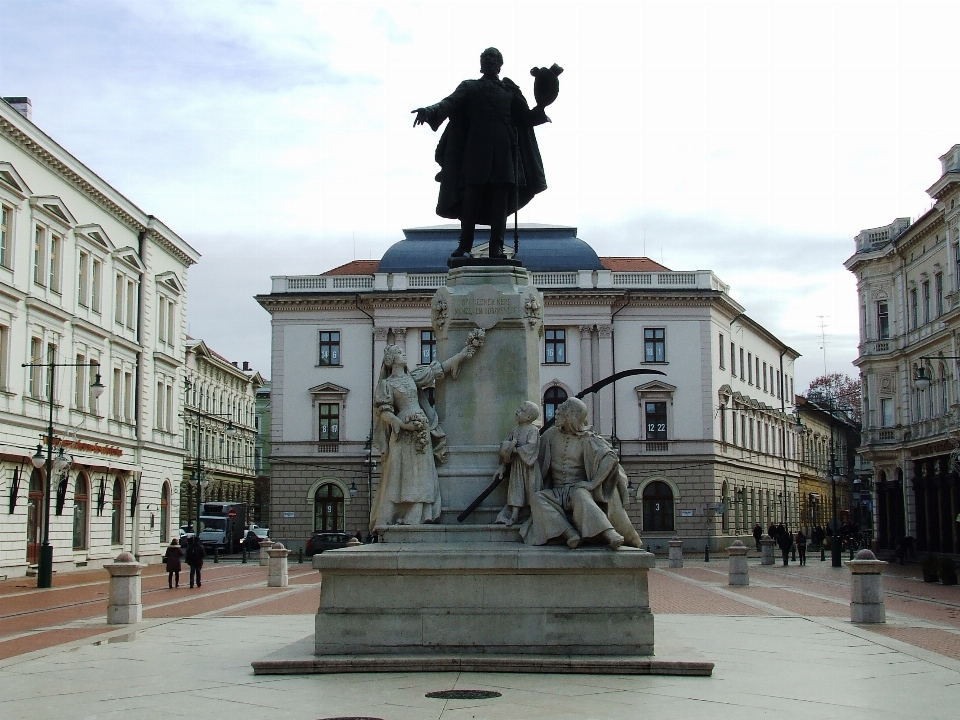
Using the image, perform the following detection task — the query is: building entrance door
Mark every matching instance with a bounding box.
[26,469,43,564]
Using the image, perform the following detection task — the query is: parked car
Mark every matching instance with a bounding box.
[305,531,352,556]
[239,530,261,551]
[247,524,270,540]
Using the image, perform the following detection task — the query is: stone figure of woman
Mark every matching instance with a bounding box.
[369,334,482,531]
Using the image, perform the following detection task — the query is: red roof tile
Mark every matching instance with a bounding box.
[599,257,670,272]
[323,260,380,275]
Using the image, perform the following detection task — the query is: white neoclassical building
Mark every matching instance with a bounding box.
[0,97,200,578]
[257,225,802,553]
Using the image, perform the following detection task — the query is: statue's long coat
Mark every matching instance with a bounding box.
[422,76,549,224]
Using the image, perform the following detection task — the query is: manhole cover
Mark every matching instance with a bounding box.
[425,690,502,700]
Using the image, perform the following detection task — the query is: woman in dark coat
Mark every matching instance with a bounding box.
[163,538,184,588]
[185,537,206,588]
[776,524,791,566]
[795,530,807,566]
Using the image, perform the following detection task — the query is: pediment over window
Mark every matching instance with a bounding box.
[74,224,115,251]
[30,195,77,227]
[113,246,144,274]
[634,380,677,394]
[155,271,184,295]
[0,162,31,198]
[309,382,349,406]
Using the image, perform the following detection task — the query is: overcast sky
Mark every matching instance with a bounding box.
[3,0,959,390]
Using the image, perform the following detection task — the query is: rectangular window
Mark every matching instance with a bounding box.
[0,325,7,389]
[739,348,745,380]
[49,233,61,292]
[776,370,781,398]
[77,251,89,307]
[33,226,46,286]
[318,403,340,440]
[879,398,893,427]
[318,331,341,366]
[123,371,133,422]
[156,381,165,429]
[936,273,944,317]
[420,329,437,365]
[762,362,768,392]
[91,259,101,312]
[45,343,56,399]
[749,419,755,449]
[643,328,665,363]
[770,366,775,395]
[0,204,10,268]
[87,359,100,412]
[644,401,667,439]
[125,280,136,330]
[730,342,736,375]
[115,274,124,325]
[74,354,86,410]
[756,357,760,387]
[167,299,175,346]
[719,333,725,369]
[922,280,931,325]
[747,353,753,384]
[545,328,566,364]
[720,404,727,441]
[789,377,794,399]
[158,298,168,344]
[909,288,918,330]
[732,410,738,444]
[29,337,41,397]
[112,368,122,418]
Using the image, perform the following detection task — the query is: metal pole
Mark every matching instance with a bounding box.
[37,360,55,589]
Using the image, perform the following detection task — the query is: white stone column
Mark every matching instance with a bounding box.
[579,325,594,422]
[259,539,275,566]
[391,327,408,355]
[727,540,749,585]
[267,543,291,587]
[668,537,683,568]
[760,534,775,565]
[373,326,389,378]
[846,549,887,623]
[596,325,614,436]
[105,552,144,624]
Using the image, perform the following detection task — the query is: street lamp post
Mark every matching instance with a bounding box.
[23,358,105,588]
[183,378,237,545]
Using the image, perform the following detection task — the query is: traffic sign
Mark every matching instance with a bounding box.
[227,509,237,519]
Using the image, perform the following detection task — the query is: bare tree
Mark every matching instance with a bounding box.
[805,372,862,423]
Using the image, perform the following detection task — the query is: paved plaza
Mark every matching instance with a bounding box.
[1,555,959,719]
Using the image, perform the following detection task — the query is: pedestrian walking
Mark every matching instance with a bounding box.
[795,529,807,566]
[752,523,763,552]
[163,538,184,589]
[185,536,205,588]
[776,523,791,566]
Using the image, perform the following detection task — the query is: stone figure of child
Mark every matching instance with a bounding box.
[494,401,543,526]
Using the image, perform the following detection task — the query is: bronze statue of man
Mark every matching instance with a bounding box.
[413,48,561,259]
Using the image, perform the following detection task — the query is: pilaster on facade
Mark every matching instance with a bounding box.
[0,98,200,577]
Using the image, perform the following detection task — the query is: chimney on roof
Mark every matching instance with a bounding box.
[231,361,238,368]
[3,97,32,121]
[242,361,250,372]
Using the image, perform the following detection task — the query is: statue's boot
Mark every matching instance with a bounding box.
[564,529,582,549]
[488,239,507,259]
[450,235,473,258]
[603,528,625,550]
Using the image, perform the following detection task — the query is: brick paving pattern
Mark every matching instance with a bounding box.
[865,625,960,662]
[649,568,769,615]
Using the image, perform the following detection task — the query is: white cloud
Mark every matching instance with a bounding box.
[3,0,958,390]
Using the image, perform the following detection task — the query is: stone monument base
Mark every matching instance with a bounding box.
[252,538,711,676]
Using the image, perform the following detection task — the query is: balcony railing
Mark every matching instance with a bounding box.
[271,269,728,294]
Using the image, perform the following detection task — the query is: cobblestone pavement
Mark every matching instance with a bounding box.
[2,554,960,720]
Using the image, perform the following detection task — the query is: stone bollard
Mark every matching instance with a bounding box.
[105,551,145,624]
[727,539,749,586]
[346,537,361,547]
[668,537,684,568]
[760,534,775,566]
[259,539,275,566]
[846,549,887,623]
[267,543,291,587]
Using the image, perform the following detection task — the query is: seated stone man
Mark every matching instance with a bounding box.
[520,397,642,550]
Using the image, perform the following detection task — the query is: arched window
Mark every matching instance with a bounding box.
[73,473,89,550]
[160,483,170,543]
[314,483,345,532]
[543,386,568,422]
[642,481,674,532]
[111,477,124,545]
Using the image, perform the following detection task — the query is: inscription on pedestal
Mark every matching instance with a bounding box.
[449,285,522,330]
